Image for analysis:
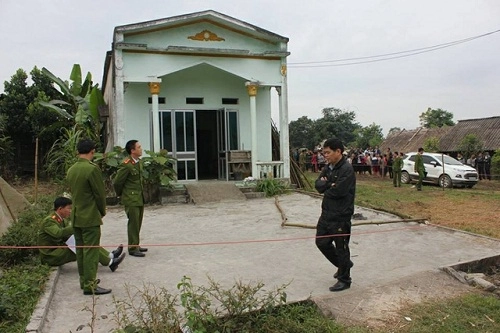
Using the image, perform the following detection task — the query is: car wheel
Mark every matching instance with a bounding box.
[401,171,411,184]
[439,174,452,188]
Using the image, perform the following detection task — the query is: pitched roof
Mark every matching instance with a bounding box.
[381,126,453,153]
[381,116,500,153]
[439,116,500,151]
[114,10,289,43]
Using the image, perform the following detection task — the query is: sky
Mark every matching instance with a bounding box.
[1,0,499,135]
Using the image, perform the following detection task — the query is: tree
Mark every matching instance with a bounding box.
[419,107,455,128]
[352,123,384,149]
[423,137,440,152]
[40,64,106,144]
[457,134,483,159]
[491,150,500,180]
[313,108,361,146]
[388,127,401,136]
[288,116,316,149]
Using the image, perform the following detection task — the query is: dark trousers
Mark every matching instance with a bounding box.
[315,217,352,283]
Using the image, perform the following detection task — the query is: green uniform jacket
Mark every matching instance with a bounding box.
[414,154,425,172]
[38,214,73,265]
[392,156,403,171]
[67,158,106,227]
[113,157,144,206]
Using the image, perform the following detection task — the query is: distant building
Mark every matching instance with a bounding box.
[102,10,290,181]
[381,116,500,155]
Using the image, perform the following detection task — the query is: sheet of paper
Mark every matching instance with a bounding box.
[66,235,76,253]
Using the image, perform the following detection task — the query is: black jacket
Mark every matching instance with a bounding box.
[315,156,356,221]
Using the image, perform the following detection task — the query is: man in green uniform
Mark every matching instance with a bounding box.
[392,151,403,187]
[113,140,146,257]
[414,147,426,191]
[67,139,111,295]
[38,197,125,272]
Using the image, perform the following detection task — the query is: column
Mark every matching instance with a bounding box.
[149,82,161,152]
[279,64,290,178]
[246,82,259,178]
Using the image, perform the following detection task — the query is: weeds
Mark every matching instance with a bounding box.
[256,178,288,197]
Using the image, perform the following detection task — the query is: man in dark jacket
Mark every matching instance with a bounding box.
[315,138,356,292]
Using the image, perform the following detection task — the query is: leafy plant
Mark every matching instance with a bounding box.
[0,199,50,266]
[256,178,288,197]
[491,149,500,180]
[0,114,14,178]
[43,126,84,179]
[39,64,106,141]
[141,149,177,203]
[457,134,484,160]
[423,137,440,153]
[94,146,128,196]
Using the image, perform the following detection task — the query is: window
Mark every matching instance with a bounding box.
[148,97,165,104]
[186,97,204,104]
[222,98,239,105]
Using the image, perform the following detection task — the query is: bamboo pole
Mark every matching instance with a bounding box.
[34,137,39,204]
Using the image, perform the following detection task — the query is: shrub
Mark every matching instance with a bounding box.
[256,178,288,197]
[491,149,500,180]
[0,200,50,266]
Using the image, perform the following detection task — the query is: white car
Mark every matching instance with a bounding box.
[401,152,478,188]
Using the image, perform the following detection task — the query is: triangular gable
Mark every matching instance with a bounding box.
[115,10,289,44]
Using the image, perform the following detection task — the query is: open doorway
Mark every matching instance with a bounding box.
[196,110,218,179]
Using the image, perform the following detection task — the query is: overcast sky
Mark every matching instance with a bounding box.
[1,0,499,134]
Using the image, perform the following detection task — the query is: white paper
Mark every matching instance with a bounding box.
[66,235,76,253]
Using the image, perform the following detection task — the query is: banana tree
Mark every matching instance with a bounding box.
[39,64,105,142]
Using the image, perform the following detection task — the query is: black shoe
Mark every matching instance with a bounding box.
[139,247,148,252]
[83,286,112,295]
[329,281,351,292]
[109,252,126,272]
[129,250,145,257]
[112,244,123,258]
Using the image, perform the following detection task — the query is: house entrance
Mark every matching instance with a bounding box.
[159,109,239,181]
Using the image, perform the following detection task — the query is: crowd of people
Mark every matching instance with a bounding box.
[293,146,494,181]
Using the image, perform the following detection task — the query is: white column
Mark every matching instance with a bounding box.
[279,64,291,178]
[149,82,161,152]
[246,82,259,178]
[114,47,125,147]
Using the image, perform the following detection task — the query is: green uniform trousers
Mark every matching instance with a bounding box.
[393,170,401,187]
[417,169,425,190]
[41,247,111,267]
[74,226,101,292]
[126,206,144,253]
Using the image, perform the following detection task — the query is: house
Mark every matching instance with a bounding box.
[102,10,290,181]
[381,116,500,156]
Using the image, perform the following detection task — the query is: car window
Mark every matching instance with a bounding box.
[441,155,463,165]
[408,155,416,162]
[422,155,439,165]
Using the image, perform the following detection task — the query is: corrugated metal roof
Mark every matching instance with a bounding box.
[381,126,453,153]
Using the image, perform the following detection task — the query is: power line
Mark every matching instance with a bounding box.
[288,29,500,68]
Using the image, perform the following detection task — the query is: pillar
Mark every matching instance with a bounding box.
[246,82,259,178]
[149,82,161,152]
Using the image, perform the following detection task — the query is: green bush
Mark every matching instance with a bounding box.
[256,178,288,197]
[491,149,500,180]
[0,201,50,266]
[0,262,51,331]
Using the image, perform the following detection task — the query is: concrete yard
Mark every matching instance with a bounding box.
[33,193,500,332]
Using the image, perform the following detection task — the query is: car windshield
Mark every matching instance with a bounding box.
[438,155,463,165]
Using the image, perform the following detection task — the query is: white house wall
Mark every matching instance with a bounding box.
[122,64,272,162]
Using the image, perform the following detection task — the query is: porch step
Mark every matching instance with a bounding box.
[185,182,247,204]
[160,186,189,205]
